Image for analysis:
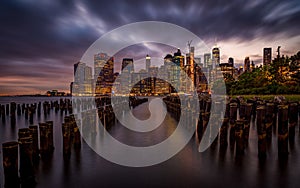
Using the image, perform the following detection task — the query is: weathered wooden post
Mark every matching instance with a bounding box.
[219,118,229,148]
[19,137,35,187]
[209,113,219,148]
[243,103,252,142]
[197,110,203,135]
[29,125,39,162]
[1,105,5,122]
[288,103,298,141]
[206,99,212,113]
[39,123,49,157]
[239,102,246,120]
[24,107,28,120]
[18,128,30,139]
[18,137,35,186]
[43,102,47,116]
[21,104,25,114]
[62,122,71,159]
[17,104,21,116]
[37,102,41,116]
[229,103,238,147]
[10,102,16,127]
[73,119,81,149]
[6,104,9,116]
[2,141,20,187]
[235,120,245,155]
[256,106,267,159]
[29,106,34,125]
[278,105,289,157]
[224,101,230,119]
[265,103,275,140]
[46,121,55,152]
[202,112,210,132]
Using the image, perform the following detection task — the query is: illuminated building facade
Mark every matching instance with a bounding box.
[121,58,134,94]
[244,57,251,72]
[96,56,114,95]
[212,47,220,69]
[204,53,211,68]
[146,55,151,72]
[73,62,93,96]
[263,48,272,66]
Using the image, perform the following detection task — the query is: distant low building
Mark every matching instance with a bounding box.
[46,90,66,97]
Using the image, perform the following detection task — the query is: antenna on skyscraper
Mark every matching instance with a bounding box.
[187,40,193,50]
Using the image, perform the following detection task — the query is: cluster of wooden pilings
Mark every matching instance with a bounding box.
[163,95,212,134]
[163,95,300,159]
[163,96,181,121]
[129,97,148,108]
[163,95,200,132]
[98,105,115,129]
[222,98,299,159]
[1,120,54,187]
[0,99,73,126]
[0,102,18,125]
[97,96,148,129]
[62,115,81,159]
[0,99,74,187]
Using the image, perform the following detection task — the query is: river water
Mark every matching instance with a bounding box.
[0,96,300,188]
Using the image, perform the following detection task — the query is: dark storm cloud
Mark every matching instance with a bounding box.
[0,0,300,94]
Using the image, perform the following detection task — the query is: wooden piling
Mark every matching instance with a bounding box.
[17,104,21,116]
[46,121,55,152]
[24,107,28,120]
[256,106,267,158]
[229,103,238,146]
[243,103,252,142]
[235,120,245,155]
[18,128,30,139]
[29,125,39,162]
[73,120,81,149]
[264,103,274,140]
[1,105,5,122]
[219,118,229,148]
[288,103,298,141]
[239,102,246,120]
[18,137,35,186]
[2,141,19,187]
[10,102,16,127]
[278,105,289,157]
[62,122,71,158]
[6,104,9,116]
[39,123,49,157]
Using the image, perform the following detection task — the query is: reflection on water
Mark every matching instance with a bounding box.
[0,97,299,187]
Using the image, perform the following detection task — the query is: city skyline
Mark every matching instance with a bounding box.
[1,0,300,95]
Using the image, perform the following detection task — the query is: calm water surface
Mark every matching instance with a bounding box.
[0,97,300,188]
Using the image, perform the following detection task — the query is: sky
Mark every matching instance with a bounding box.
[0,0,300,95]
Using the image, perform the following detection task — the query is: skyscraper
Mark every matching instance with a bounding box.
[212,47,220,69]
[122,58,134,72]
[73,62,93,96]
[228,57,234,67]
[94,53,110,80]
[186,46,195,89]
[263,48,272,66]
[121,58,134,94]
[94,53,114,95]
[204,53,211,68]
[244,57,251,72]
[74,62,86,83]
[173,49,184,69]
[146,55,151,72]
